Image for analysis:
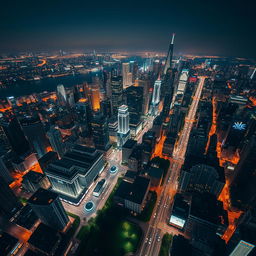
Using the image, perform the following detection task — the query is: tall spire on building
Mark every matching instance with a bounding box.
[163,33,175,75]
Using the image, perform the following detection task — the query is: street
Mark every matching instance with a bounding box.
[138,77,206,256]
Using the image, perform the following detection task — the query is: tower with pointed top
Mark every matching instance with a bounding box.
[161,33,176,102]
[163,33,175,75]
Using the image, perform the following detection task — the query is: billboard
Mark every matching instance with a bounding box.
[169,215,186,229]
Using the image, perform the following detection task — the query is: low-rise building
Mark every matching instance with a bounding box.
[45,144,105,203]
[114,176,150,214]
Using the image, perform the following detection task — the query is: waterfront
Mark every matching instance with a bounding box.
[0,74,92,98]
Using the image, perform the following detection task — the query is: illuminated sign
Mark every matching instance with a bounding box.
[169,215,185,228]
[232,122,246,131]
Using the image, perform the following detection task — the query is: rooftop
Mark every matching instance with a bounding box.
[14,205,38,230]
[148,167,164,179]
[124,171,137,180]
[190,193,228,226]
[183,154,225,183]
[172,194,190,220]
[28,223,61,255]
[23,171,45,184]
[115,176,150,204]
[28,188,58,206]
[123,139,137,149]
[45,145,102,179]
[38,151,58,163]
[0,232,19,256]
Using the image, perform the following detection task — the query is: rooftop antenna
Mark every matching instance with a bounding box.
[171,33,175,45]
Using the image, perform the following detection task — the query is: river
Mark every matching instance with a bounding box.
[0,74,93,98]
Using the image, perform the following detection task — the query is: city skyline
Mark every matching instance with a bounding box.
[0,2,256,255]
[1,0,256,57]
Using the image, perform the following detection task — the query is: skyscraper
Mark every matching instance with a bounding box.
[0,125,11,154]
[0,178,22,219]
[100,99,112,118]
[177,69,189,95]
[91,113,110,151]
[90,84,101,112]
[0,154,13,184]
[28,188,69,231]
[129,61,138,82]
[118,105,130,134]
[66,90,75,107]
[230,133,256,209]
[135,79,150,116]
[161,68,177,114]
[0,116,31,156]
[163,33,175,75]
[111,75,123,116]
[56,84,67,106]
[73,84,81,103]
[126,86,143,122]
[152,76,162,105]
[117,105,130,147]
[150,75,162,116]
[20,116,50,158]
[122,63,133,89]
[46,126,65,158]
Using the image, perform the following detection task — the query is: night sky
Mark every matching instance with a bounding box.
[1,0,255,57]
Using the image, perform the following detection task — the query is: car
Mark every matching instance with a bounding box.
[157,236,161,242]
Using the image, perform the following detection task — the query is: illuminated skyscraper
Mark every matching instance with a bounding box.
[118,105,130,134]
[150,76,162,116]
[111,75,123,115]
[153,60,161,76]
[122,63,133,89]
[56,84,67,106]
[117,105,130,147]
[152,76,161,105]
[177,69,189,95]
[90,84,101,112]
